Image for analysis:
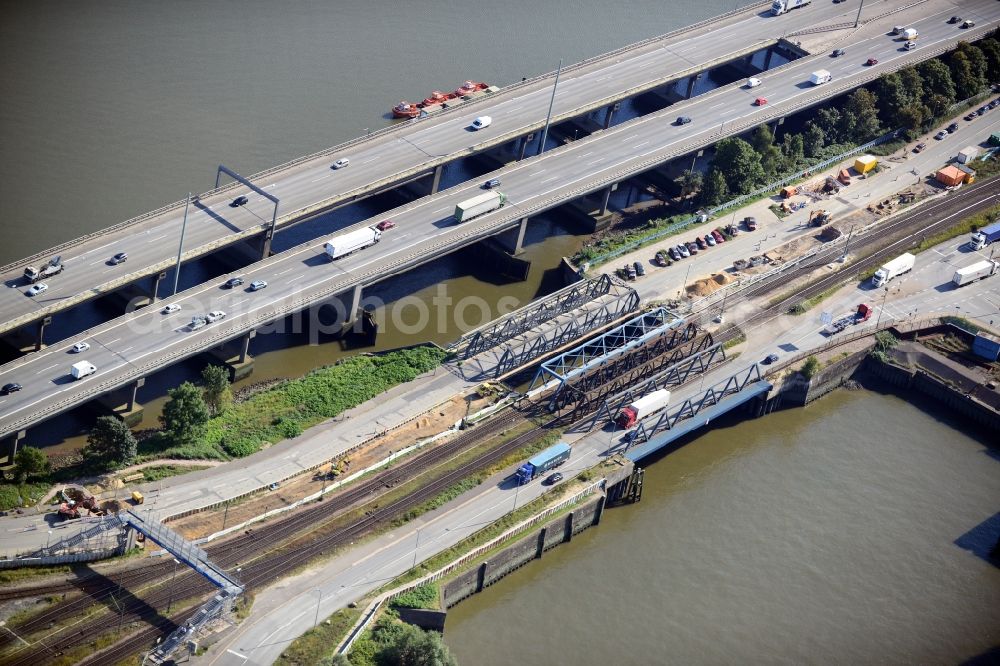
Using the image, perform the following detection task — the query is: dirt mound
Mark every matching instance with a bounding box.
[687,272,732,297]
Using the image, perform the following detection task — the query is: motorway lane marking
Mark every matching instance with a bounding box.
[540,176,560,184]
[589,157,604,165]
[275,268,294,276]
[309,175,330,182]
[579,152,593,158]
[148,234,168,243]
[35,363,58,374]
[633,141,650,149]
[622,134,639,141]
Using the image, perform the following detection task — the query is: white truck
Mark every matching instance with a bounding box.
[809,70,832,86]
[902,28,918,40]
[771,0,810,15]
[70,361,97,380]
[968,221,1000,251]
[24,256,64,284]
[952,260,999,287]
[614,389,671,429]
[454,191,507,223]
[324,227,382,261]
[872,252,915,287]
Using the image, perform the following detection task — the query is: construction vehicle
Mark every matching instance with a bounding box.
[837,169,852,185]
[24,256,64,284]
[515,442,571,485]
[823,303,873,335]
[614,389,671,429]
[59,487,107,520]
[809,210,832,227]
[952,260,999,287]
[872,253,915,287]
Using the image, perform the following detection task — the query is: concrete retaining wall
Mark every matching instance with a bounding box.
[441,495,604,609]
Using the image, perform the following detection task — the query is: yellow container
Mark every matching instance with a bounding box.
[131,491,144,505]
[854,155,877,174]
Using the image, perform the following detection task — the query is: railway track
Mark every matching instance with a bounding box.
[4,181,997,664]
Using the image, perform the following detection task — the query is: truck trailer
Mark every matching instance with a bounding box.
[24,256,64,284]
[872,253,915,287]
[809,69,832,86]
[771,0,810,15]
[968,221,1000,251]
[70,361,97,380]
[515,442,571,485]
[324,227,382,260]
[823,303,872,335]
[952,260,999,287]
[454,191,507,223]
[614,389,671,429]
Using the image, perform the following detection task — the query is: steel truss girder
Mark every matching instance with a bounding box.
[455,274,630,359]
[490,284,641,378]
[547,324,704,412]
[528,306,680,391]
[622,363,764,448]
[562,336,722,420]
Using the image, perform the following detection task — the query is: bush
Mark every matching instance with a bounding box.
[801,356,821,379]
[390,583,439,610]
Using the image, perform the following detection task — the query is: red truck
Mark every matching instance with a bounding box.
[615,389,672,429]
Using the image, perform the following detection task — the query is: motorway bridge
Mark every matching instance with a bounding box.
[0,0,997,449]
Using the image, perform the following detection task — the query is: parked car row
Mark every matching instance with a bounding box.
[965,98,1000,121]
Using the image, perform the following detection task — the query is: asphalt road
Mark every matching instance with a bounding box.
[0,0,977,334]
[3,1,997,438]
[204,256,1000,666]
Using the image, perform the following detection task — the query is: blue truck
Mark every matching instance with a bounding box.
[515,442,571,485]
[969,221,1000,251]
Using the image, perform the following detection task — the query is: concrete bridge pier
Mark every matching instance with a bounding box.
[598,183,618,217]
[34,315,52,352]
[685,74,699,99]
[517,133,536,161]
[207,331,256,381]
[512,217,529,255]
[97,377,145,427]
[603,102,620,129]
[0,429,26,467]
[429,165,444,195]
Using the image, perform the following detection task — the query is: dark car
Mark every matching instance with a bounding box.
[966,111,978,120]
[961,20,975,29]
[831,48,846,57]
[1,382,22,395]
[544,472,563,485]
[695,236,707,250]
[711,229,725,244]
[224,276,245,289]
[744,216,758,231]
[675,116,692,125]
[912,142,927,153]
[655,250,669,267]
[948,16,961,24]
[946,123,958,133]
[686,241,699,255]
[230,195,249,207]
[978,107,988,115]
[865,57,879,66]
[483,178,502,189]
[633,261,646,277]
[763,353,779,365]
[375,219,396,231]
[109,252,128,265]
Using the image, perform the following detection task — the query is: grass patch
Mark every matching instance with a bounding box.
[0,481,53,511]
[279,607,361,665]
[138,464,210,482]
[866,138,907,157]
[389,582,439,610]
[941,315,986,335]
[722,331,746,350]
[910,202,1000,255]
[572,213,698,267]
[788,283,842,315]
[139,346,447,461]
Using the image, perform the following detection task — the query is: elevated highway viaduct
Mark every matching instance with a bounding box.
[1,0,997,453]
[0,0,953,349]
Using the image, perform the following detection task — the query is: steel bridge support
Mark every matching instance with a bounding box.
[518,133,535,160]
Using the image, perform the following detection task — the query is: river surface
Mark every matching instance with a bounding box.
[1,0,753,451]
[445,388,1000,664]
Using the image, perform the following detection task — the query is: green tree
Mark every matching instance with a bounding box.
[875,73,912,123]
[84,416,138,471]
[918,58,956,104]
[950,50,987,100]
[897,103,930,136]
[379,623,457,666]
[161,381,210,445]
[800,356,821,380]
[814,107,843,144]
[201,364,232,417]
[802,122,825,157]
[978,38,1000,82]
[711,137,765,194]
[700,167,729,206]
[673,169,703,198]
[13,446,50,484]
[842,88,882,142]
[898,67,925,106]
[926,93,951,119]
[751,125,782,179]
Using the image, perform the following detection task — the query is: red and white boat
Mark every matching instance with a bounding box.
[391,81,489,119]
[392,100,421,119]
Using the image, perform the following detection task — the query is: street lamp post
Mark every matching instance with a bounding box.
[875,286,890,328]
[513,478,522,511]
[313,588,323,628]
[167,558,180,614]
[412,527,422,569]
[172,193,192,296]
[537,59,563,156]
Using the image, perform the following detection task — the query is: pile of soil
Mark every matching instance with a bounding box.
[687,272,732,297]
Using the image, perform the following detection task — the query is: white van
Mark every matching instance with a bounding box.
[70,361,97,380]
